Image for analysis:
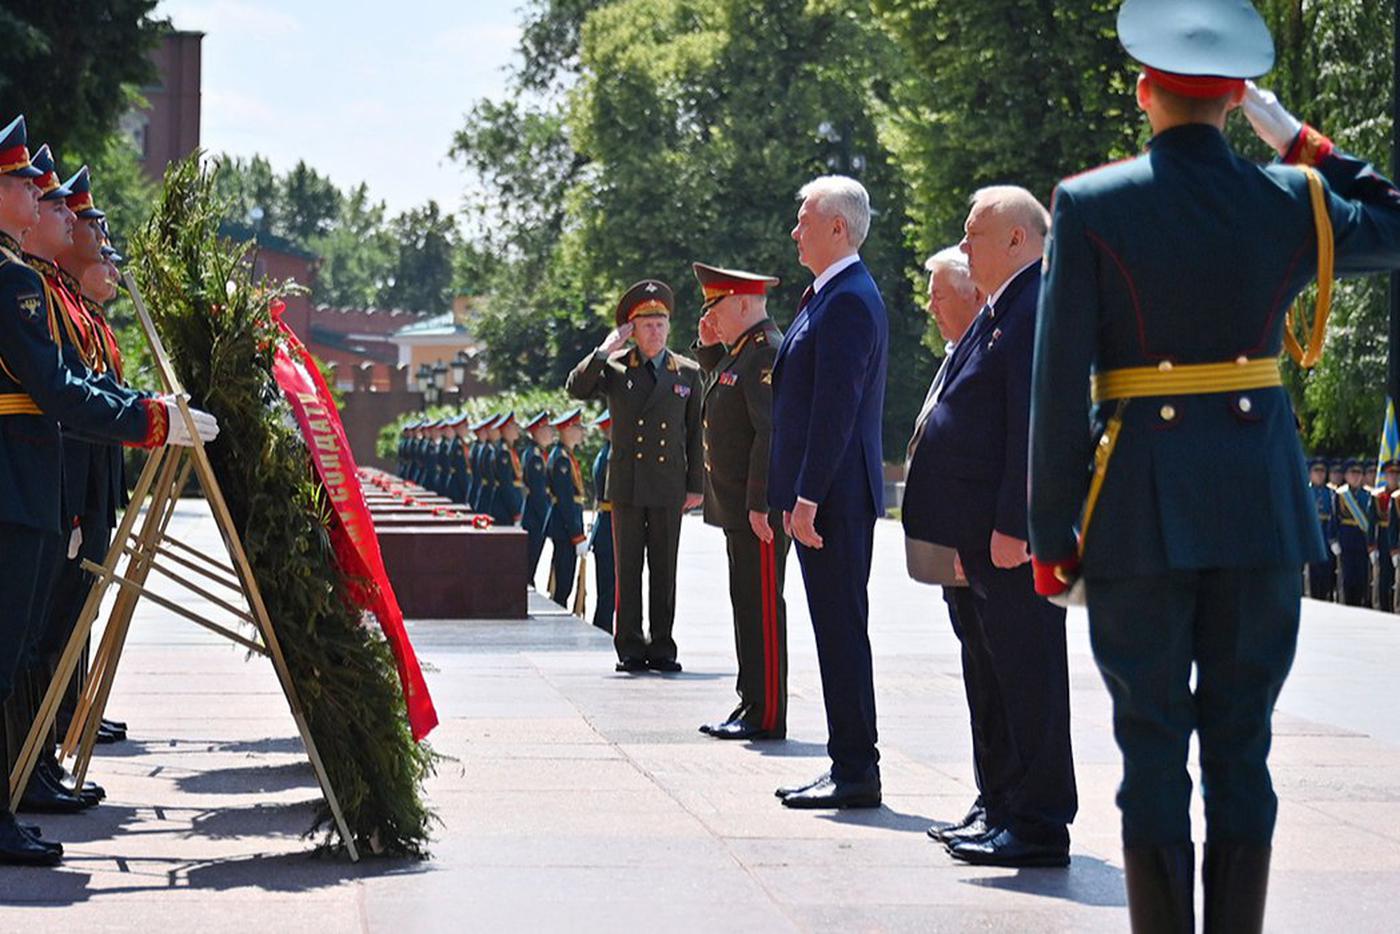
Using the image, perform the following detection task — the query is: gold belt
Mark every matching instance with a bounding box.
[597,502,612,512]
[0,394,42,416]
[1090,357,1282,404]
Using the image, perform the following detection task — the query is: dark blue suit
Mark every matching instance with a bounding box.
[769,258,886,784]
[903,262,1076,847]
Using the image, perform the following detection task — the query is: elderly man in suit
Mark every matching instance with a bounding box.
[769,175,888,810]
[903,187,1077,868]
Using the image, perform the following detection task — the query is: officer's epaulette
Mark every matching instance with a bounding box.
[668,350,698,371]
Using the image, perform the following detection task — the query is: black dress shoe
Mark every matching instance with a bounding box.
[775,770,830,799]
[930,815,990,844]
[780,775,882,809]
[615,657,647,673]
[39,756,105,802]
[95,723,124,745]
[0,813,61,866]
[646,659,682,673]
[102,717,128,732]
[19,771,91,814]
[706,721,785,741]
[948,828,1070,868]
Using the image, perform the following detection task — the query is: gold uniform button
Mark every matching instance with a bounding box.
[658,455,666,463]
[1160,404,1177,421]
[636,435,644,443]
[638,419,645,426]
[660,439,667,447]
[1238,395,1253,413]
[1158,360,1173,372]
[635,452,643,460]
[1236,355,1249,366]
[660,422,668,430]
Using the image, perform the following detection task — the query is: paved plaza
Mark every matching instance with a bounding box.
[0,500,1397,931]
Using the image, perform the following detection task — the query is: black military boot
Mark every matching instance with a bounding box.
[1123,845,1194,933]
[0,713,62,864]
[1202,842,1270,934]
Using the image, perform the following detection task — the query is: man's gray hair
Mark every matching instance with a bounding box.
[798,175,871,249]
[969,185,1050,238]
[923,246,977,297]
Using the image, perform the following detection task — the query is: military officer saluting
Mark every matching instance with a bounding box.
[543,408,588,607]
[1334,458,1376,607]
[521,411,554,581]
[588,410,616,634]
[1026,2,1400,928]
[690,263,788,741]
[567,280,704,673]
[1305,456,1337,601]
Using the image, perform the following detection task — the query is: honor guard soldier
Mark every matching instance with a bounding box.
[567,279,704,673]
[396,421,412,477]
[1328,457,1345,489]
[445,414,471,504]
[490,411,524,526]
[1335,459,1376,607]
[467,416,491,509]
[403,420,422,484]
[430,419,453,496]
[588,410,615,633]
[521,411,554,581]
[409,419,430,486]
[1363,460,1378,492]
[1026,2,1400,927]
[690,263,788,740]
[0,114,219,865]
[477,414,504,516]
[1374,459,1400,611]
[543,408,588,606]
[1305,456,1337,601]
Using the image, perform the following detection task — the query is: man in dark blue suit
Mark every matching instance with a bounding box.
[769,175,887,809]
[902,188,1076,867]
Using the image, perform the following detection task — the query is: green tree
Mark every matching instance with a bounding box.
[378,200,459,314]
[281,160,342,242]
[312,182,395,308]
[211,154,280,234]
[59,135,157,254]
[0,1,165,155]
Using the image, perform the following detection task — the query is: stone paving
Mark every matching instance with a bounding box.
[1,500,1397,931]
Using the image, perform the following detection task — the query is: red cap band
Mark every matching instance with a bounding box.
[1144,67,1244,100]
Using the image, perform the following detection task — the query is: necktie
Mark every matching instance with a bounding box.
[645,359,657,385]
[798,286,815,312]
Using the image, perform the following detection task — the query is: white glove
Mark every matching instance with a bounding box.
[67,525,82,560]
[575,540,589,557]
[1371,549,1380,565]
[164,399,220,447]
[1330,542,1341,556]
[1242,82,1302,155]
[1046,577,1087,610]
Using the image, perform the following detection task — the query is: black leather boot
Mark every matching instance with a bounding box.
[1123,845,1194,933]
[1203,842,1270,934]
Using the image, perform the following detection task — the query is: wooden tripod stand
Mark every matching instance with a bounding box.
[6,272,360,861]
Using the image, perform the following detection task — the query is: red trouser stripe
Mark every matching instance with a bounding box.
[767,537,778,733]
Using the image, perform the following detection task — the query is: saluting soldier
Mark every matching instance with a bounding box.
[0,114,219,865]
[521,411,554,582]
[544,408,588,606]
[1026,2,1400,926]
[1305,456,1337,601]
[588,410,615,634]
[690,263,788,741]
[1335,459,1376,607]
[491,411,525,526]
[566,280,704,673]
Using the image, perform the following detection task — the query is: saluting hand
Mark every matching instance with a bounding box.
[749,509,774,544]
[990,530,1030,569]
[790,499,823,549]
[598,322,634,355]
[698,311,722,347]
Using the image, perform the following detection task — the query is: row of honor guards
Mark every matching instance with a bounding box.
[393,407,620,634]
[1306,455,1400,610]
[0,115,220,864]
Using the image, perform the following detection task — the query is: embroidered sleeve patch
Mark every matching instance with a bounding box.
[17,293,42,318]
[760,368,773,385]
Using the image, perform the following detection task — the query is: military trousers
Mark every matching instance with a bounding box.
[592,512,615,634]
[548,534,577,608]
[1377,552,1395,612]
[0,523,62,705]
[611,502,682,663]
[1304,558,1335,602]
[795,512,878,784]
[723,516,789,733]
[1086,566,1301,847]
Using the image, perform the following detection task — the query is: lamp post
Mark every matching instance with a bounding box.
[450,349,470,390]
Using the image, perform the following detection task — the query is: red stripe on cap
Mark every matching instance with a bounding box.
[1144,67,1244,100]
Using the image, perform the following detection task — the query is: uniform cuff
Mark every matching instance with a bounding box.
[796,496,818,508]
[570,533,586,546]
[1032,555,1080,597]
[127,397,168,449]
[1283,125,1334,167]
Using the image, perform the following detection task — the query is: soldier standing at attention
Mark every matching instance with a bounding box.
[521,411,554,582]
[467,416,491,509]
[491,411,524,526]
[1328,457,1345,489]
[1305,457,1337,601]
[1335,459,1376,608]
[690,263,788,741]
[396,422,411,477]
[445,415,471,505]
[477,415,503,517]
[544,408,588,607]
[1374,459,1399,611]
[1026,1,1400,927]
[567,280,704,673]
[589,410,615,634]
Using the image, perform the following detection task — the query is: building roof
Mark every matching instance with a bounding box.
[219,221,319,261]
[391,311,472,342]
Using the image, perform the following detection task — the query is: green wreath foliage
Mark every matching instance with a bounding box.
[130,154,436,858]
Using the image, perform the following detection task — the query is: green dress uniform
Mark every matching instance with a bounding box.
[566,280,703,669]
[1027,2,1400,927]
[691,263,788,740]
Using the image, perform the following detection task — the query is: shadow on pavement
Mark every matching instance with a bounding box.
[175,761,316,795]
[743,739,828,757]
[961,854,1127,907]
[188,799,321,840]
[816,805,934,835]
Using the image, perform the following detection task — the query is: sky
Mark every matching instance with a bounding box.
[156,0,525,215]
